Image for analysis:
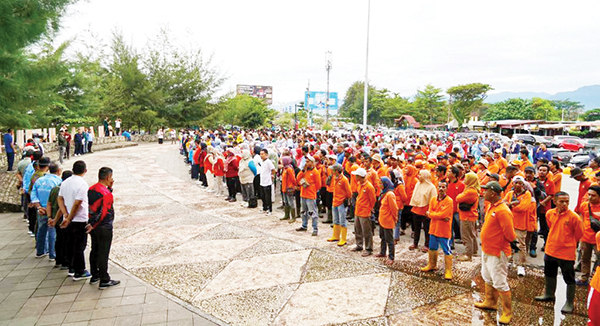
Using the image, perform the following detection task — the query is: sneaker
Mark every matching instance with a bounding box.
[311,231,318,236]
[529,250,537,258]
[89,277,100,285]
[99,280,121,289]
[361,251,373,257]
[67,269,75,276]
[517,266,526,277]
[35,253,48,258]
[49,258,55,262]
[73,270,92,281]
[295,227,307,232]
[266,211,272,216]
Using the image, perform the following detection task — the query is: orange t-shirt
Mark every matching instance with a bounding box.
[591,232,600,292]
[428,195,454,239]
[297,168,322,200]
[520,159,534,172]
[377,165,389,179]
[456,188,479,222]
[394,184,407,210]
[325,167,335,193]
[349,163,360,193]
[281,167,297,192]
[552,170,562,192]
[332,175,352,207]
[576,178,593,215]
[504,190,531,231]
[579,201,600,244]
[379,191,398,229]
[496,157,508,175]
[366,168,381,196]
[481,201,516,257]
[355,181,376,218]
[487,162,499,175]
[545,208,583,261]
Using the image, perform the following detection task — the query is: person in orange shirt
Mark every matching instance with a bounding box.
[494,149,508,175]
[576,185,600,286]
[421,180,454,280]
[280,157,297,222]
[372,154,388,179]
[534,191,583,314]
[375,177,398,265]
[549,159,562,192]
[456,172,480,261]
[474,181,516,325]
[409,170,437,252]
[571,167,593,215]
[587,231,600,325]
[321,155,337,224]
[519,149,534,172]
[504,176,532,277]
[327,163,352,246]
[499,165,519,199]
[535,164,555,254]
[401,164,418,237]
[295,155,322,236]
[393,174,408,243]
[351,168,377,256]
[587,157,600,184]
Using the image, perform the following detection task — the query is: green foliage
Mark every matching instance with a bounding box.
[414,84,447,124]
[447,83,493,124]
[568,130,590,137]
[217,95,275,129]
[582,108,600,121]
[483,97,562,121]
[552,99,584,121]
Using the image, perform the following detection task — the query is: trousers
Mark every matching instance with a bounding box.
[90,227,113,282]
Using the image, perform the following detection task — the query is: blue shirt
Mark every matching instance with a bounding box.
[534,149,552,163]
[336,152,345,164]
[30,174,62,208]
[3,133,13,153]
[22,163,35,194]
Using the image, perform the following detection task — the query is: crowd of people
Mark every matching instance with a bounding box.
[14,147,119,289]
[180,127,599,324]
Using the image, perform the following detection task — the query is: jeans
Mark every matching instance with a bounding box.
[241,183,254,202]
[261,185,272,212]
[36,214,56,259]
[6,152,14,171]
[90,227,113,282]
[301,198,318,231]
[87,141,93,153]
[452,212,461,242]
[55,225,68,267]
[282,193,295,208]
[226,177,239,199]
[191,164,199,180]
[332,204,347,227]
[58,146,65,164]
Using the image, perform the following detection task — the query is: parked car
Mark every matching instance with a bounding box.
[559,139,586,151]
[569,152,592,168]
[585,139,600,149]
[512,134,537,146]
[552,135,584,148]
[531,135,553,147]
[547,148,573,165]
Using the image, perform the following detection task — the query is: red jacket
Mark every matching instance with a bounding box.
[225,156,240,178]
[213,158,224,177]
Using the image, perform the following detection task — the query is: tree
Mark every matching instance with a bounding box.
[414,84,446,124]
[483,98,534,120]
[447,83,493,124]
[218,95,275,129]
[552,99,584,121]
[582,108,600,121]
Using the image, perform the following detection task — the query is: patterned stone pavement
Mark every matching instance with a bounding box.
[1,143,590,325]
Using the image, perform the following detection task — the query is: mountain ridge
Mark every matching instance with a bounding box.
[485,85,600,110]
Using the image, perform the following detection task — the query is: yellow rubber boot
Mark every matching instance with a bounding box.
[475,283,498,310]
[337,227,348,246]
[444,255,453,280]
[497,290,512,324]
[421,250,438,272]
[328,225,341,242]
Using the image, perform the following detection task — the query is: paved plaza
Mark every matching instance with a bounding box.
[0,143,591,325]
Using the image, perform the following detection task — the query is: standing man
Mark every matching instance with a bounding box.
[30,161,62,260]
[58,160,91,280]
[350,168,376,256]
[114,118,121,136]
[504,176,532,277]
[64,129,72,160]
[535,164,555,254]
[3,129,15,171]
[258,149,276,215]
[576,185,600,286]
[87,167,120,289]
[421,180,454,280]
[57,130,67,164]
[534,192,583,314]
[571,167,592,215]
[328,163,351,246]
[474,181,516,325]
[534,143,552,164]
[47,170,73,269]
[295,155,321,235]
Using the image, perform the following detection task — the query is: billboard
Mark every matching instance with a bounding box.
[305,91,339,115]
[236,85,273,104]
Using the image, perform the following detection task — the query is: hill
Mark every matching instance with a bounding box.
[485,85,600,110]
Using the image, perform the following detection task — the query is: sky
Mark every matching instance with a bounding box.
[55,0,600,106]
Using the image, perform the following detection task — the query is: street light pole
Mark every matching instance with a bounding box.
[325,51,332,125]
[363,0,371,130]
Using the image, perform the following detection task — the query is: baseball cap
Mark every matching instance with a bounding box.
[481,181,502,194]
[524,166,536,173]
[494,148,503,154]
[306,155,316,162]
[512,176,526,183]
[372,154,384,164]
[478,159,489,168]
[351,168,367,178]
[38,157,51,167]
[570,167,584,178]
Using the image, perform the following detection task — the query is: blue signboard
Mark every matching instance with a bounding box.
[305,91,338,115]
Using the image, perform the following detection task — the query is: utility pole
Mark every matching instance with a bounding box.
[325,51,332,125]
[306,80,311,127]
[363,0,371,130]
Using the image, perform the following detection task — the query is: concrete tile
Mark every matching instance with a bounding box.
[31,287,59,298]
[76,290,102,301]
[192,315,217,326]
[35,312,66,325]
[99,287,124,299]
[115,314,142,326]
[142,311,167,325]
[12,281,41,291]
[49,292,77,304]
[5,269,29,277]
[120,294,145,306]
[5,316,37,326]
[42,301,72,314]
[117,303,143,316]
[142,302,168,314]
[38,279,64,288]
[166,318,193,326]
[5,289,35,300]
[44,272,68,280]
[64,309,93,323]
[144,293,168,304]
[89,317,117,326]
[91,307,118,320]
[124,286,147,296]
[96,297,122,308]
[62,322,88,326]
[70,299,98,312]
[57,284,83,294]
[167,308,192,322]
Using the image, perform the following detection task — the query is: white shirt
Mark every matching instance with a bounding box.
[259,158,275,187]
[115,120,121,128]
[58,175,89,222]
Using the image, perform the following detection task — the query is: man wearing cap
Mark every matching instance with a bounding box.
[524,165,547,259]
[571,167,592,215]
[295,155,321,236]
[328,163,352,246]
[351,167,377,256]
[494,149,508,175]
[504,175,532,277]
[534,191,583,314]
[475,181,516,324]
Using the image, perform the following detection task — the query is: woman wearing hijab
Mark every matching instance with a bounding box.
[211,148,225,197]
[409,170,437,252]
[376,177,399,265]
[238,149,256,207]
[224,148,240,202]
[280,156,297,222]
[204,146,215,193]
[456,172,480,261]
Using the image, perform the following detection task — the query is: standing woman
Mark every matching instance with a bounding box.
[376,177,398,265]
[204,147,215,193]
[456,172,480,261]
[224,149,240,202]
[157,128,164,144]
[409,170,437,252]
[212,148,225,197]
[238,149,256,207]
[280,156,297,221]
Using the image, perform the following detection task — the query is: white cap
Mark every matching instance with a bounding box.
[351,168,367,177]
[478,159,489,168]
[494,148,502,154]
[512,175,526,183]
[306,155,316,162]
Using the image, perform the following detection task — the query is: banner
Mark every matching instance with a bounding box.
[236,85,273,104]
[305,91,338,115]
